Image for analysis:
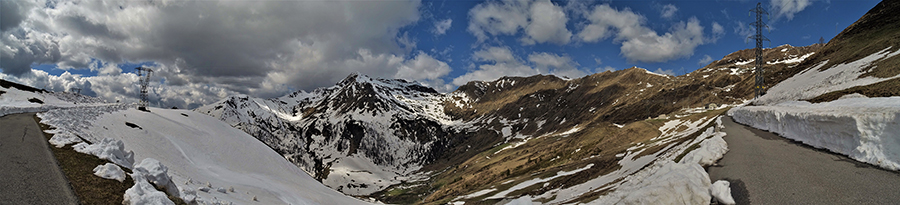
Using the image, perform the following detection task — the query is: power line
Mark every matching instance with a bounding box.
[749,2,770,98]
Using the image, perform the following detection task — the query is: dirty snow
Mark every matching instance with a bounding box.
[93,163,126,182]
[124,171,176,205]
[731,97,900,170]
[72,138,135,169]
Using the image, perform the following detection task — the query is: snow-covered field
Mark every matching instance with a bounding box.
[37,106,368,204]
[731,97,900,171]
[0,86,109,117]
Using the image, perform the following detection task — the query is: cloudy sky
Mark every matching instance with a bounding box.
[0,0,880,109]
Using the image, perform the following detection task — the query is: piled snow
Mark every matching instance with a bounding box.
[133,158,177,195]
[124,171,176,205]
[680,133,728,166]
[37,106,367,204]
[593,117,729,204]
[93,163,126,182]
[598,161,711,204]
[72,138,135,169]
[48,133,83,148]
[710,180,736,205]
[756,47,900,105]
[730,97,900,170]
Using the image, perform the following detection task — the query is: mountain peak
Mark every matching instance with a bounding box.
[338,72,366,86]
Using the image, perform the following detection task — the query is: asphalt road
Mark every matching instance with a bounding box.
[0,113,77,204]
[708,116,900,204]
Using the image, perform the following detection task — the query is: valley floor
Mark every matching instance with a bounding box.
[709,116,900,204]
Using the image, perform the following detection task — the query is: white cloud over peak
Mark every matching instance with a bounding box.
[527,52,584,78]
[468,0,571,45]
[394,51,453,91]
[452,47,587,85]
[771,0,812,20]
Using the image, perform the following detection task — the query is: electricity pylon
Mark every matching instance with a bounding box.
[750,2,770,98]
[135,67,153,109]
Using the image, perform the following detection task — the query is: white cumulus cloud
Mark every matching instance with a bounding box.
[619,17,707,63]
[468,0,571,45]
[578,4,717,63]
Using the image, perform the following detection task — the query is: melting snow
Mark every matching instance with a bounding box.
[757,47,900,105]
[768,52,815,65]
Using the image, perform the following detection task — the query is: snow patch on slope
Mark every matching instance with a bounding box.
[756,47,900,105]
[500,116,731,204]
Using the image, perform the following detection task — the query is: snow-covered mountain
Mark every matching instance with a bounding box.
[196,73,474,195]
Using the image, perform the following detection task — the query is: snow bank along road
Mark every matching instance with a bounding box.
[708,116,900,204]
[0,113,77,204]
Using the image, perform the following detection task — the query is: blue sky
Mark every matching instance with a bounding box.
[405,0,878,77]
[0,0,882,108]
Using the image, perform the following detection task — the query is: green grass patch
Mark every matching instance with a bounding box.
[384,188,409,197]
[485,143,512,155]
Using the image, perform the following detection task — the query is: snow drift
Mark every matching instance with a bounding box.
[731,97,900,170]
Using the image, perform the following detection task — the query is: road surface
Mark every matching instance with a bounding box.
[708,116,900,204]
[0,113,77,204]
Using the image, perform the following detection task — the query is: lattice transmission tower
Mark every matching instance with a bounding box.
[749,2,770,98]
[135,67,153,109]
